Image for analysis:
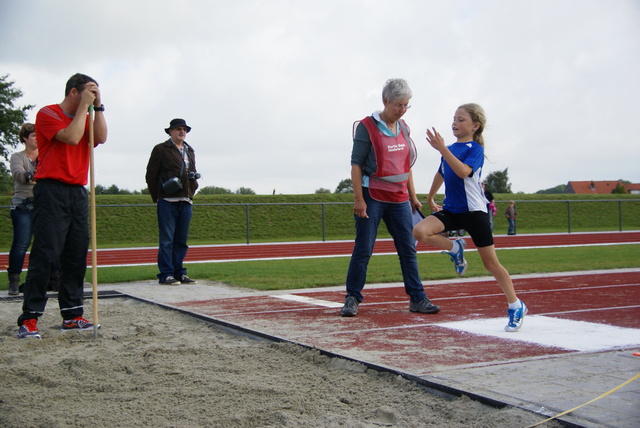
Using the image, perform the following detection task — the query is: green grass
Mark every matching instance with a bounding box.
[7,244,629,292]
[169,244,640,289]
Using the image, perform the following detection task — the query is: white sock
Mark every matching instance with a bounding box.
[450,240,460,254]
[508,299,522,310]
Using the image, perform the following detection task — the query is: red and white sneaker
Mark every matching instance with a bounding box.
[17,319,41,339]
[61,317,99,332]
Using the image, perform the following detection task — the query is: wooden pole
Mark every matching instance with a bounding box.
[88,105,99,339]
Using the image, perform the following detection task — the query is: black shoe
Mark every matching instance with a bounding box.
[8,274,19,296]
[178,275,197,284]
[159,275,181,285]
[340,296,359,317]
[409,298,440,314]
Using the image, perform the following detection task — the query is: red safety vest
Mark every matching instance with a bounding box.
[359,116,416,202]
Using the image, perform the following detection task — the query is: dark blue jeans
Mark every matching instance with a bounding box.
[507,219,516,235]
[157,199,192,281]
[9,207,33,274]
[345,188,427,303]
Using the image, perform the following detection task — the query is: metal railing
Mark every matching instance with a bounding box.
[501,199,640,234]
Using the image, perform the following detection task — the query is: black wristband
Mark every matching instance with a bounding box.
[94,104,105,111]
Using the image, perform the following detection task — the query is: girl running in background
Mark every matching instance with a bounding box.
[412,103,527,332]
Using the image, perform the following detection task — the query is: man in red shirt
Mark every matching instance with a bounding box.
[17,73,107,339]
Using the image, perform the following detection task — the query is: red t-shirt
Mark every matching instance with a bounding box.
[35,104,90,185]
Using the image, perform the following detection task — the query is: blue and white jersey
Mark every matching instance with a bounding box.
[439,141,487,214]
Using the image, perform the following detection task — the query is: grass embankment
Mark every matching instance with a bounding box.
[1,193,639,290]
[1,193,639,248]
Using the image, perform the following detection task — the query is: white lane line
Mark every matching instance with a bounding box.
[271,293,344,308]
[437,315,640,352]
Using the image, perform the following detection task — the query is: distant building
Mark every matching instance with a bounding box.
[565,180,640,194]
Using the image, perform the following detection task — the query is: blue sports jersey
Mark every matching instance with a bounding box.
[439,141,487,214]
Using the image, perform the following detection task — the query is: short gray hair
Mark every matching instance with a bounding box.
[382,78,412,103]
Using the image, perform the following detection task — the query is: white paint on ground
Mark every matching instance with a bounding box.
[437,315,640,352]
[271,294,344,308]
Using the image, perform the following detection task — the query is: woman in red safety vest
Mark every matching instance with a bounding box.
[340,78,440,317]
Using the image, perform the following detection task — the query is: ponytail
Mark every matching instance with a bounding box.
[459,103,486,148]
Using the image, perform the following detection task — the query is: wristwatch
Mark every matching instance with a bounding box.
[94,104,105,111]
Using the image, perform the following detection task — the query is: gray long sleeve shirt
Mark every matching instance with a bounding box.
[10,151,36,203]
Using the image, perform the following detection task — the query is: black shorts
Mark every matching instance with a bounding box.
[431,210,494,248]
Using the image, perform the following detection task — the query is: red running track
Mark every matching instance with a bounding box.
[1,231,639,269]
[172,270,640,373]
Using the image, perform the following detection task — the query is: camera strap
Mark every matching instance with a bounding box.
[176,146,185,178]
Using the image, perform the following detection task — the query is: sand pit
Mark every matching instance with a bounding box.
[0,297,558,427]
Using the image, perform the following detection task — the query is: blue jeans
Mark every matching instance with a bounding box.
[345,188,427,303]
[9,207,33,274]
[487,211,494,233]
[507,219,516,235]
[157,199,192,281]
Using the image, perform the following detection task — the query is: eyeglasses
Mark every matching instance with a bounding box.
[391,103,411,110]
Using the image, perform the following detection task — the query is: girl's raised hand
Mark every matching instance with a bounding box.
[426,127,446,152]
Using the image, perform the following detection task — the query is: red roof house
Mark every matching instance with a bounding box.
[565,180,640,194]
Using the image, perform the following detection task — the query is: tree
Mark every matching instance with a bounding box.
[198,185,233,195]
[484,168,512,193]
[1,74,34,160]
[235,186,256,195]
[92,184,138,195]
[0,163,13,195]
[335,178,353,194]
[612,184,627,194]
[536,184,566,194]
[315,188,331,194]
[107,184,122,194]
[0,75,34,195]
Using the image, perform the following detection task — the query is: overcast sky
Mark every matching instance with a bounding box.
[1,0,638,195]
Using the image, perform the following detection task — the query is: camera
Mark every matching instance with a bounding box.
[188,172,201,180]
[162,176,183,194]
